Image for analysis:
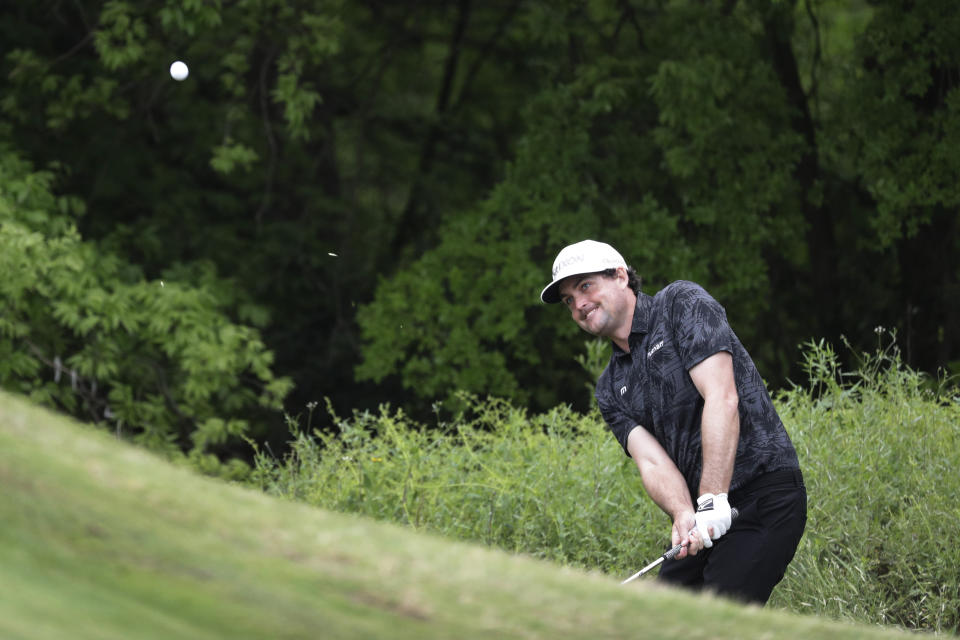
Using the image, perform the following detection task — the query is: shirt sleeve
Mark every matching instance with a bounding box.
[595,369,637,457]
[669,281,735,371]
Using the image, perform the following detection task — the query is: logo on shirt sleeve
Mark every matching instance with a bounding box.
[620,386,627,396]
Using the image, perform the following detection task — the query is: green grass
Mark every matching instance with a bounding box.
[0,389,914,639]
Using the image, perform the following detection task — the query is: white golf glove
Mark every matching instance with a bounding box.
[695,493,732,548]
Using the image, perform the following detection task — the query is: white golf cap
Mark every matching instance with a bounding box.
[540,240,627,304]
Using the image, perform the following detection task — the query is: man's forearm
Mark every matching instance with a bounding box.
[689,352,740,497]
[637,458,696,520]
[626,426,694,520]
[698,394,739,496]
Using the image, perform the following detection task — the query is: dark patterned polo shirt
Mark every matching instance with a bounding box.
[595,280,799,498]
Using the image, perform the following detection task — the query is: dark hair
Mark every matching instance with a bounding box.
[601,267,641,295]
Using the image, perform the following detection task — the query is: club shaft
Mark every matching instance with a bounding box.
[620,556,665,584]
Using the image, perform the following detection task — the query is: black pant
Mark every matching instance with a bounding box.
[657,469,807,605]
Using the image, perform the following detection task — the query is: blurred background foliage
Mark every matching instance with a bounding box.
[1,0,958,459]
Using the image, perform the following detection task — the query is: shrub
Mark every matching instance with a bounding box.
[0,149,292,477]
[251,395,661,570]
[768,335,960,631]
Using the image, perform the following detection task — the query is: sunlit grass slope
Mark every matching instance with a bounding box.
[0,391,907,640]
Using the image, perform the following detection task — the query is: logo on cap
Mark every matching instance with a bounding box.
[553,254,587,278]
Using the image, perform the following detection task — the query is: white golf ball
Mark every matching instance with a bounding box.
[169,60,189,81]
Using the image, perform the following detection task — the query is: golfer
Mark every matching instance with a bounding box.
[541,239,806,605]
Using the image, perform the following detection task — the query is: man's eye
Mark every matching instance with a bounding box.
[580,282,591,291]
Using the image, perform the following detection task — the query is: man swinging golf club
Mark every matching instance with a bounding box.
[541,240,807,605]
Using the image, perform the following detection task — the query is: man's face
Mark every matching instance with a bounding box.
[557,269,632,338]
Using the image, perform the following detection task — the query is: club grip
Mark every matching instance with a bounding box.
[663,507,739,561]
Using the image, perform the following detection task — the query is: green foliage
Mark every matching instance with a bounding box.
[210,139,259,175]
[1,0,546,426]
[356,55,698,409]
[0,149,291,473]
[844,1,960,242]
[252,394,653,571]
[647,3,808,289]
[3,0,960,445]
[353,2,808,406]
[355,0,960,410]
[574,338,611,401]
[770,333,960,631]
[94,1,149,70]
[255,339,960,632]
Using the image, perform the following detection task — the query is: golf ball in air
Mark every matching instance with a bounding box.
[169,60,189,81]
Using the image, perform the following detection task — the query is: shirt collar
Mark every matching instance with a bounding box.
[611,291,652,356]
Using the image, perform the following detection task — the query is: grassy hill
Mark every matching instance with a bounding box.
[0,390,907,639]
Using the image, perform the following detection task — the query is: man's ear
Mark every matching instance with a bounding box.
[616,266,629,288]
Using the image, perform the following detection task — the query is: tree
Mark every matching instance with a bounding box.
[0,148,291,475]
[0,0,549,437]
[357,0,960,410]
[2,0,957,438]
[840,0,960,372]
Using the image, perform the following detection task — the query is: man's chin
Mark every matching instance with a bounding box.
[578,320,605,337]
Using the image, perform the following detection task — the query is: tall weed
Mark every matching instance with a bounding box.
[769,335,960,632]
[251,395,663,571]
[251,336,960,633]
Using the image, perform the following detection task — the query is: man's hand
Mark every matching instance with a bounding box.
[695,493,732,548]
[671,510,702,559]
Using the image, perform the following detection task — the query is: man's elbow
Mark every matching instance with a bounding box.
[720,389,739,415]
[704,387,739,425]
[626,426,663,470]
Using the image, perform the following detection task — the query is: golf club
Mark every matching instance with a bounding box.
[621,508,739,585]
